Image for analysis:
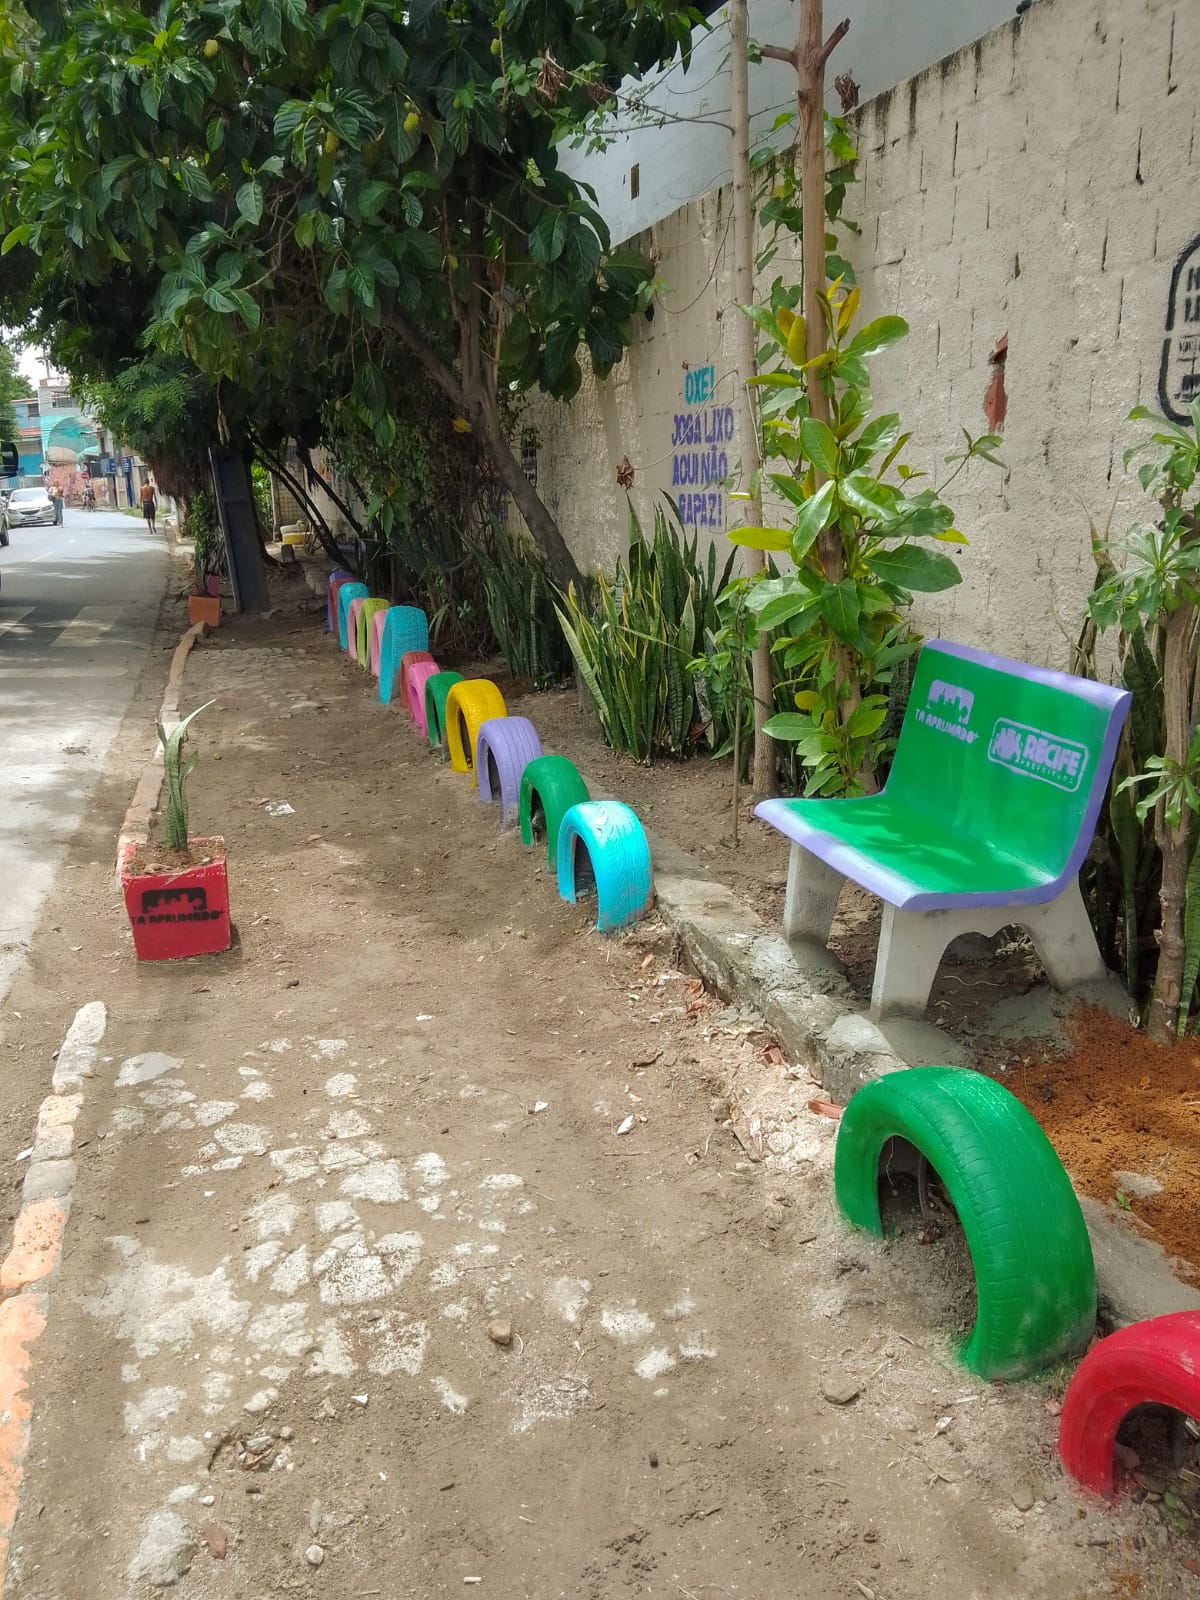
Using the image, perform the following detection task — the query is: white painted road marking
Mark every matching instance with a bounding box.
[0,606,35,640]
[52,605,124,647]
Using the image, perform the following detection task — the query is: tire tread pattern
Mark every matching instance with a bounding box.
[834,1067,1096,1379]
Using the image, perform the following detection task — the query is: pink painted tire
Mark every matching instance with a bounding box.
[399,650,436,708]
[406,661,441,732]
[345,597,367,659]
[475,716,543,826]
[369,609,389,677]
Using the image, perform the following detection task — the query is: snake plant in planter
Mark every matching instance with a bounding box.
[120,702,231,960]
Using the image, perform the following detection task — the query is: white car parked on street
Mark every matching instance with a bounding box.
[4,486,56,531]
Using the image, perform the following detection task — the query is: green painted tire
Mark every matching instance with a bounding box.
[519,755,590,866]
[424,670,464,752]
[834,1067,1095,1380]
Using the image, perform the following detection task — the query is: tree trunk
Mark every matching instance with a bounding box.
[472,385,584,591]
[1148,602,1192,1040]
[793,1,872,790]
[730,0,778,803]
[392,311,584,591]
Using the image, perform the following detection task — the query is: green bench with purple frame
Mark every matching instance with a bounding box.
[755,640,1131,1021]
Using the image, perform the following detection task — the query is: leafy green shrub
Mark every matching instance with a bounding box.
[184,491,219,593]
[556,500,735,762]
[1084,402,1200,1038]
[732,286,1000,796]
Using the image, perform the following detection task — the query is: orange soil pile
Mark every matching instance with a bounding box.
[1000,1004,1200,1278]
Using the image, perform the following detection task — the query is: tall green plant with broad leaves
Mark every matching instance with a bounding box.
[730,283,1001,795]
[156,702,214,852]
[556,499,736,763]
[1088,402,1200,1039]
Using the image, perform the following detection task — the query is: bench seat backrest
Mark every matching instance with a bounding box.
[887,641,1130,886]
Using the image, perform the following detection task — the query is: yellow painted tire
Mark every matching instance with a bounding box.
[444,679,507,784]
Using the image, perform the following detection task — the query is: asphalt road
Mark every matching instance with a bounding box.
[0,508,168,1003]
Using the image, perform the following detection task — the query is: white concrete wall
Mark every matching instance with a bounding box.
[532,0,1200,669]
[559,0,1018,244]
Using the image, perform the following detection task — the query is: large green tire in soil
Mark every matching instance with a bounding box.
[834,1067,1096,1380]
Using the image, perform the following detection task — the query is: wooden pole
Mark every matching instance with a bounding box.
[729,0,777,803]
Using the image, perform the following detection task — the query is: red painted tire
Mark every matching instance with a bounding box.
[1058,1311,1200,1498]
[326,570,354,632]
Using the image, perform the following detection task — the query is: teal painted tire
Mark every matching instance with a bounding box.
[834,1067,1096,1380]
[377,605,430,704]
[335,582,368,650]
[556,800,654,932]
[424,670,464,752]
[519,756,590,866]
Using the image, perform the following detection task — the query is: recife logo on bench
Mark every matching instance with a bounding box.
[915,679,978,744]
[987,720,1089,792]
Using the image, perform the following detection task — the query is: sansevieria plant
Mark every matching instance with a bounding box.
[156,702,214,851]
[123,697,231,961]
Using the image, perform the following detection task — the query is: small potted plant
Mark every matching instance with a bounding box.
[187,496,221,627]
[120,703,231,960]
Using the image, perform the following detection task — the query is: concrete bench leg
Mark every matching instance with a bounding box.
[1019,876,1110,993]
[783,845,843,943]
[870,876,1109,1021]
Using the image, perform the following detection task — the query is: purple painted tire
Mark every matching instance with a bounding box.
[406,661,442,733]
[475,716,544,826]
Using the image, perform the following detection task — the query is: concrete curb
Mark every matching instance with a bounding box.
[645,828,1200,1328]
[0,1003,107,1589]
[114,621,207,884]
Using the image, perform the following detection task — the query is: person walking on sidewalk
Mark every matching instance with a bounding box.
[139,478,158,534]
[51,484,64,526]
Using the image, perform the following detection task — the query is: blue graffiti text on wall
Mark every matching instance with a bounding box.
[670,365,733,531]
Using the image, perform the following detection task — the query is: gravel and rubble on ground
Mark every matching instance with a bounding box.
[0,588,1197,1597]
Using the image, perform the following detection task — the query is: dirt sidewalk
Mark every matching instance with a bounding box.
[2,595,1195,1598]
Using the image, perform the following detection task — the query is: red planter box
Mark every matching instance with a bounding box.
[121,838,232,961]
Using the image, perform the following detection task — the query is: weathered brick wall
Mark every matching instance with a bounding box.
[530,0,1197,668]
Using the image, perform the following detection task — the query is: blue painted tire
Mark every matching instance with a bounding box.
[335,582,368,649]
[556,801,654,932]
[326,568,354,631]
[519,756,590,866]
[476,717,543,826]
[377,605,430,704]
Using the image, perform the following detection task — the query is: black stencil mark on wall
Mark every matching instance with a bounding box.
[1159,235,1200,422]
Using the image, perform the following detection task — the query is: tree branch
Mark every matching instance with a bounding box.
[818,19,851,75]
